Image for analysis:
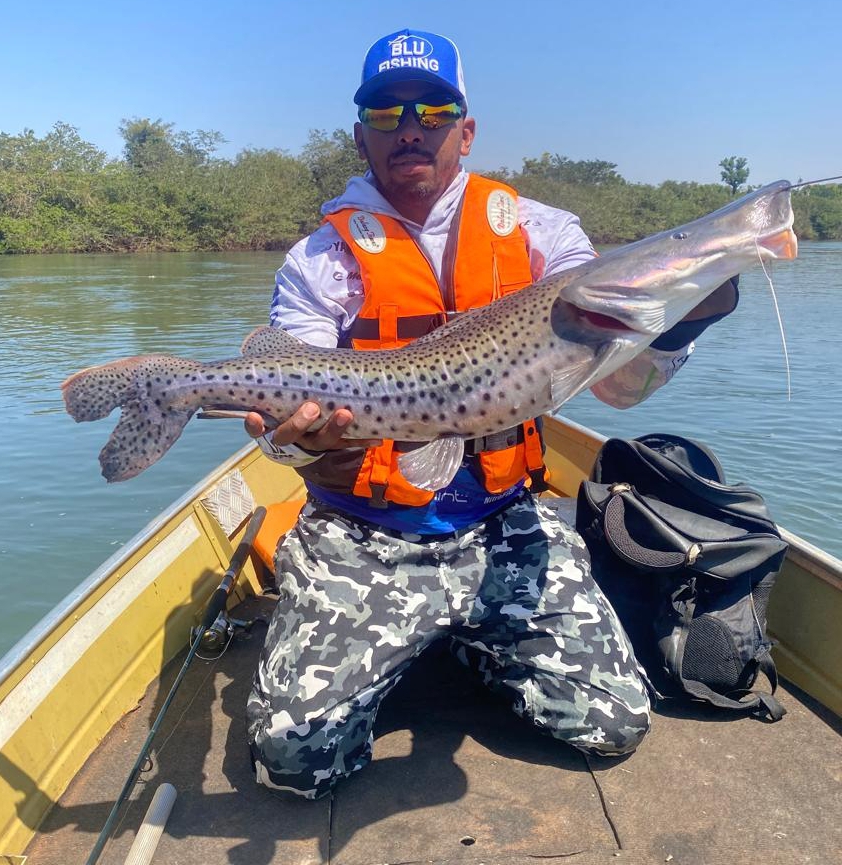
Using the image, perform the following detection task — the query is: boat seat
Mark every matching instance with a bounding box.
[252,500,306,574]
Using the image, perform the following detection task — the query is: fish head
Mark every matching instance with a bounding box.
[559,180,797,337]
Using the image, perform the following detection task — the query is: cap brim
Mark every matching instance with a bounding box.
[354,68,464,105]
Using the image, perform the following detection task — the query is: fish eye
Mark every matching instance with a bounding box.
[672,231,689,240]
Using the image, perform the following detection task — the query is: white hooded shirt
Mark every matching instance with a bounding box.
[269,169,691,408]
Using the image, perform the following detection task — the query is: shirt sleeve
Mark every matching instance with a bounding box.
[257,227,354,464]
[589,344,695,408]
[517,196,597,281]
[268,224,364,348]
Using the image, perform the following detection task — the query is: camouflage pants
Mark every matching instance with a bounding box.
[246,491,650,798]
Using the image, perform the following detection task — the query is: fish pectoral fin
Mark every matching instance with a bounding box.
[550,362,598,409]
[240,325,305,356]
[396,436,465,492]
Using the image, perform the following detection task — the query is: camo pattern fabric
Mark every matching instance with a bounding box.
[246,491,650,798]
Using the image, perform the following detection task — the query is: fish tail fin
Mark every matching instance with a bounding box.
[62,355,200,482]
[99,398,195,483]
[62,357,149,422]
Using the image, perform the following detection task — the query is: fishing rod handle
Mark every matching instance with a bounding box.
[123,782,177,865]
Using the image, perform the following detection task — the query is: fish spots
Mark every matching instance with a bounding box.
[66,268,588,480]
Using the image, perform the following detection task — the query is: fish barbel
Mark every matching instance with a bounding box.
[63,180,797,484]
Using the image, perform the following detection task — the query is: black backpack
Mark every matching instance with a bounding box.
[575,433,789,721]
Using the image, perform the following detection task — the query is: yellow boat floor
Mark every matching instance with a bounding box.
[26,596,842,865]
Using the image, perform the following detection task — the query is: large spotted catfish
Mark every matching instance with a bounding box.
[63,181,797,485]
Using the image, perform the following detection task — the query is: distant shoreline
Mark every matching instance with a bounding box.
[2,125,840,254]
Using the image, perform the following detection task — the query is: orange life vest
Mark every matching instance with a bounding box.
[314,174,547,507]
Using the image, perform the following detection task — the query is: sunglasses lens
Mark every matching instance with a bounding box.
[359,101,464,131]
[358,106,404,131]
[415,102,463,129]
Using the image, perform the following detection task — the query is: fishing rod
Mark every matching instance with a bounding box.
[85,506,267,865]
[787,174,842,189]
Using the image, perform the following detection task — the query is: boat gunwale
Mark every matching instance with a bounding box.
[778,527,842,590]
[0,441,259,690]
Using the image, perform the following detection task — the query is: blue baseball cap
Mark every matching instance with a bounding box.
[354,29,467,106]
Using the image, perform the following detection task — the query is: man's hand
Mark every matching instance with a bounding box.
[244,402,379,452]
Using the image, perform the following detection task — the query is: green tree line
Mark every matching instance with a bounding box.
[1,120,840,254]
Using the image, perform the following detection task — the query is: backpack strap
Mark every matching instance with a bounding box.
[679,650,786,721]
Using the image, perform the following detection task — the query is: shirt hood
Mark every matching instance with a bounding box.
[321,169,470,230]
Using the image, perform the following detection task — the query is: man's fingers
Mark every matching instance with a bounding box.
[304,409,353,450]
[243,411,267,438]
[269,402,322,446]
[247,403,377,451]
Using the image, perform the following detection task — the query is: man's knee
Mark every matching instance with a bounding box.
[575,699,651,756]
[529,684,651,757]
[249,727,374,799]
[247,695,375,799]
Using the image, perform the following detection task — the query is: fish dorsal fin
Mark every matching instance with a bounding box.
[396,436,465,492]
[240,326,304,357]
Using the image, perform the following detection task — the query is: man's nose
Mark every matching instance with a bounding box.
[396,111,425,143]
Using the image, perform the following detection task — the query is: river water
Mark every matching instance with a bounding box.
[1,245,840,659]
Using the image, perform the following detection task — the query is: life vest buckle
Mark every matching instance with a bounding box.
[368,482,389,509]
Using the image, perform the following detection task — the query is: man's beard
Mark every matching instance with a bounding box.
[379,146,439,200]
[385,178,437,199]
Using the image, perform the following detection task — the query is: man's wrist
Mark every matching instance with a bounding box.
[256,435,324,467]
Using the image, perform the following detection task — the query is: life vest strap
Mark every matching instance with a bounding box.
[464,425,523,454]
[347,311,463,342]
[523,419,549,492]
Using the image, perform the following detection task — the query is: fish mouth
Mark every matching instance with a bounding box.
[757,227,798,260]
[576,308,636,332]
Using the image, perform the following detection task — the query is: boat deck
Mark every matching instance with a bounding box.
[26,594,842,865]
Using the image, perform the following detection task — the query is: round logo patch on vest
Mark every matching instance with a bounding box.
[486,190,518,236]
[349,211,387,254]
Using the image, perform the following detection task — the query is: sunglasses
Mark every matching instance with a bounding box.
[358,100,464,132]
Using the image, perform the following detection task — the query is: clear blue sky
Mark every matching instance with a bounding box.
[2,0,839,186]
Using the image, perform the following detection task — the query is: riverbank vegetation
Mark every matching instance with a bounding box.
[1,120,840,254]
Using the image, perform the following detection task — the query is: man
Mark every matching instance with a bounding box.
[244,28,737,798]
